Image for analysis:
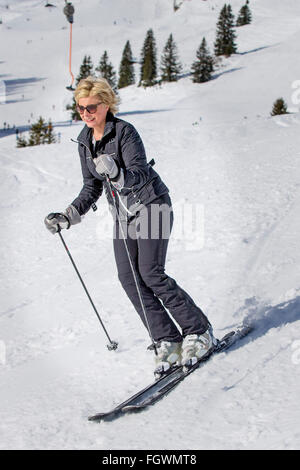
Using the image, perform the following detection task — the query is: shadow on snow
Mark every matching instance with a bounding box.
[117,109,171,117]
[222,294,300,353]
[2,77,46,97]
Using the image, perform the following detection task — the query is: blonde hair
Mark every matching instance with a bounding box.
[74,76,119,115]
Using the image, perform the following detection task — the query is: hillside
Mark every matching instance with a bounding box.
[0,0,299,450]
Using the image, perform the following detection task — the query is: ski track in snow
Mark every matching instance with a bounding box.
[0,0,300,450]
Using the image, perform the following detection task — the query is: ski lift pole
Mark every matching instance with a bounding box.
[57,229,118,351]
[68,22,75,90]
[63,1,75,90]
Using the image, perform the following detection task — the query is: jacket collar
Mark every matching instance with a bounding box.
[77,111,115,145]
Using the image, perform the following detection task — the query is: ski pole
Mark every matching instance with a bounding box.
[106,177,158,355]
[57,229,118,351]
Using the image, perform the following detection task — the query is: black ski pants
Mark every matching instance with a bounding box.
[113,193,209,343]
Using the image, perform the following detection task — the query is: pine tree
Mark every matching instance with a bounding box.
[28,117,47,146]
[271,98,288,116]
[140,29,157,87]
[77,55,94,83]
[44,119,56,144]
[160,34,182,82]
[96,51,117,93]
[118,40,135,89]
[67,55,94,121]
[191,37,214,83]
[214,4,237,57]
[20,117,57,146]
[236,0,252,27]
[214,5,227,56]
[16,134,28,148]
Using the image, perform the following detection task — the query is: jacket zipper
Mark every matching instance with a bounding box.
[71,138,93,160]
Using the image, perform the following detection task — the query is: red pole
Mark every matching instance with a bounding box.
[69,22,74,89]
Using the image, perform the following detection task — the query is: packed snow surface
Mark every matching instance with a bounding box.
[0,0,300,450]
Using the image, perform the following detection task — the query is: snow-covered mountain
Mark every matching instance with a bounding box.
[0,0,300,450]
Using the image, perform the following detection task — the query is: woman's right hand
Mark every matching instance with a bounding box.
[44,212,70,234]
[44,205,81,234]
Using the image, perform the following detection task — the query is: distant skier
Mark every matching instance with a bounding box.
[44,76,216,376]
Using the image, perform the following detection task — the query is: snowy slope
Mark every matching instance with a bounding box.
[0,0,300,450]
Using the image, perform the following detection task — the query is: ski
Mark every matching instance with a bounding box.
[88,323,253,422]
[121,323,253,414]
[88,365,183,422]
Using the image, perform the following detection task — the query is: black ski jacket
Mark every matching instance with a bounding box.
[71,113,169,219]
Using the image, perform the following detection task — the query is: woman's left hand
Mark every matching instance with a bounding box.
[94,154,119,179]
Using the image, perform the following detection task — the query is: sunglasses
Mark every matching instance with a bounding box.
[76,102,102,114]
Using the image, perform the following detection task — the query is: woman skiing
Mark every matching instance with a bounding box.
[44,76,215,377]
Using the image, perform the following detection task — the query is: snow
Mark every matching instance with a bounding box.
[0,0,300,450]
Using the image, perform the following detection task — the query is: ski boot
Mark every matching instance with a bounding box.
[181,326,218,372]
[154,340,182,379]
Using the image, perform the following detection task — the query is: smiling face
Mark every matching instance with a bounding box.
[77,96,109,137]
